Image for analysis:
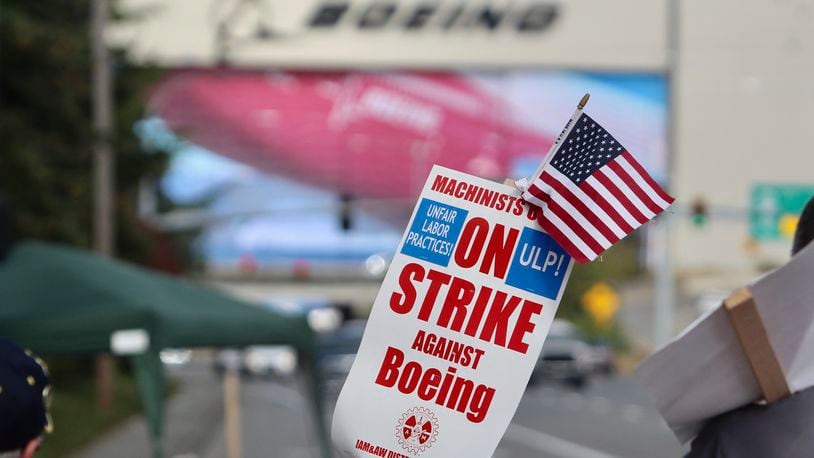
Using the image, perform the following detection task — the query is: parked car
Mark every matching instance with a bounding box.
[530,319,595,389]
[213,348,243,375]
[585,338,615,375]
[242,345,298,379]
[159,348,193,366]
[316,319,367,394]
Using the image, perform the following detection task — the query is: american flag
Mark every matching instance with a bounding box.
[522,113,674,263]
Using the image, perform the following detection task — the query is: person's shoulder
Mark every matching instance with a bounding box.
[792,196,814,255]
[687,387,814,458]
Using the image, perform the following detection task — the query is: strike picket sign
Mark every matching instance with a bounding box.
[331,166,574,457]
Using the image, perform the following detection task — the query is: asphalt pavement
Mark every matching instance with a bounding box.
[77,360,686,458]
[500,378,686,457]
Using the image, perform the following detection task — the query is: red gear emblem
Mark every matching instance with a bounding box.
[396,407,439,454]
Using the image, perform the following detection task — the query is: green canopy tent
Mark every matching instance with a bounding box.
[0,241,330,457]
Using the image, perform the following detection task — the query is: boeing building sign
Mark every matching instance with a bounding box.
[109,0,666,70]
[303,2,559,32]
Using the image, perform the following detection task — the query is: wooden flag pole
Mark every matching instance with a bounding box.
[526,93,591,184]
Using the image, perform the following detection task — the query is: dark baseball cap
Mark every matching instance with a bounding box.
[0,337,52,452]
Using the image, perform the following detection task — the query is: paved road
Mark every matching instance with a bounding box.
[499,378,685,457]
[202,365,683,457]
[77,361,685,458]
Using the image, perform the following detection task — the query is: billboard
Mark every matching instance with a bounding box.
[146,69,666,271]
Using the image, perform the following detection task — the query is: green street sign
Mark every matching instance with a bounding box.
[750,184,814,240]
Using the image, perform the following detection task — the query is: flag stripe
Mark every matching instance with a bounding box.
[616,156,670,209]
[614,155,671,209]
[595,169,652,223]
[621,152,674,204]
[539,208,596,262]
[607,160,664,215]
[603,167,656,220]
[540,173,618,246]
[546,168,627,240]
[523,186,550,210]
[545,196,608,254]
[521,190,595,262]
[576,178,635,234]
[585,175,645,228]
[527,182,611,253]
[537,216,590,263]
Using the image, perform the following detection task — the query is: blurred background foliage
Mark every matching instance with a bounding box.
[556,236,643,350]
[0,1,168,263]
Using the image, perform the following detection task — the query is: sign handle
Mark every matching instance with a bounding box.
[723,288,791,403]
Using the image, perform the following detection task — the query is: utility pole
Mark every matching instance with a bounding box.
[653,0,681,348]
[92,0,115,411]
[653,214,675,347]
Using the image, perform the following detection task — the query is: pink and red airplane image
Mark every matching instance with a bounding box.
[150,70,557,199]
[146,69,666,269]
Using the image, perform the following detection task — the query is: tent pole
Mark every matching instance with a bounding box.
[132,351,165,458]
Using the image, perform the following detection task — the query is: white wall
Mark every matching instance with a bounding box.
[673,0,814,286]
[109,0,667,70]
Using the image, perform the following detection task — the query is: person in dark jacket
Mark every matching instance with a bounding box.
[0,338,51,458]
[686,196,814,458]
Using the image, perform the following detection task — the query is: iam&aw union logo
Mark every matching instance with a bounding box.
[396,406,439,455]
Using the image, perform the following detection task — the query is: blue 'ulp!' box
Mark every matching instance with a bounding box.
[401,199,468,267]
[505,227,571,300]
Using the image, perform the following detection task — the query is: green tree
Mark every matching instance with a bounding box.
[0,2,167,261]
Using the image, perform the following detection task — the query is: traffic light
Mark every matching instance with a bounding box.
[691,198,708,228]
[339,193,353,232]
